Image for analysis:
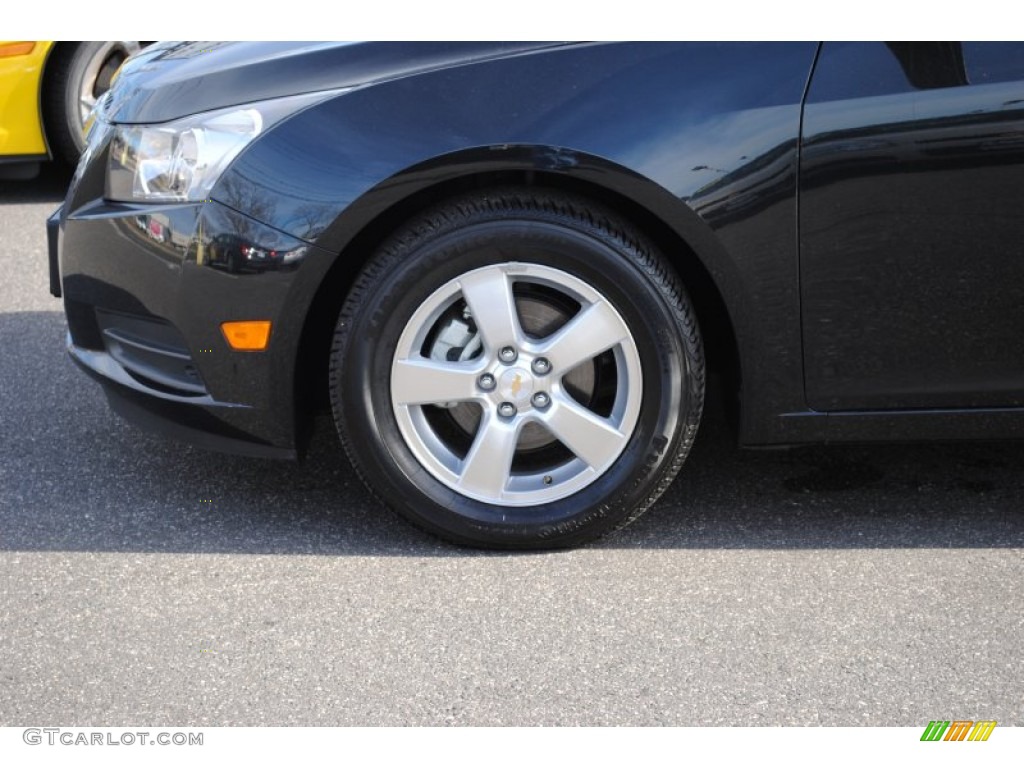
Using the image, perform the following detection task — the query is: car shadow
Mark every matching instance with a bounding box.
[0,164,72,204]
[1,310,1021,556]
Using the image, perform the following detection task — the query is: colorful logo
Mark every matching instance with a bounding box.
[920,721,997,741]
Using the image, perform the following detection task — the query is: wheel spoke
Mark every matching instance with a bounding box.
[79,94,98,125]
[539,299,629,375]
[458,414,519,498]
[459,266,522,352]
[392,358,481,406]
[544,394,628,470]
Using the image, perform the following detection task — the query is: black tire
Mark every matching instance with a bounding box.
[44,42,143,166]
[331,189,704,549]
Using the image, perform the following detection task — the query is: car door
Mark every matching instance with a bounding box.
[800,42,1024,411]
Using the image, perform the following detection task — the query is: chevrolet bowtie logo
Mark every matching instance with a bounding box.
[510,373,523,397]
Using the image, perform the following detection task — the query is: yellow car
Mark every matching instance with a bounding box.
[0,41,145,177]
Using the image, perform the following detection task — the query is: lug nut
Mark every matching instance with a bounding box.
[532,357,551,375]
[531,392,550,409]
[498,346,517,364]
[498,402,517,418]
[478,373,496,391]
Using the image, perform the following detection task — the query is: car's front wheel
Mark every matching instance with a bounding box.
[331,189,704,548]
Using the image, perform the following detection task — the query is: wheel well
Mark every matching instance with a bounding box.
[294,170,742,447]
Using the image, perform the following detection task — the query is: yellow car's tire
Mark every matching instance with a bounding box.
[44,42,143,165]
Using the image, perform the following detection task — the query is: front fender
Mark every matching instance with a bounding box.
[216,41,818,444]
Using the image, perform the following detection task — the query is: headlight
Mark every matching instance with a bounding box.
[105,90,344,203]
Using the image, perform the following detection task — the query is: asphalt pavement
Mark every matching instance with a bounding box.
[0,166,1021,725]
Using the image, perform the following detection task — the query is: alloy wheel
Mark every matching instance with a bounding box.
[390,263,643,505]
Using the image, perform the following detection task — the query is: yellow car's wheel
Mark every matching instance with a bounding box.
[45,42,142,165]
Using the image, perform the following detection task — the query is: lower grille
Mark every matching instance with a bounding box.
[95,309,207,397]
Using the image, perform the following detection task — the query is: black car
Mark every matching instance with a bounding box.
[50,41,1024,548]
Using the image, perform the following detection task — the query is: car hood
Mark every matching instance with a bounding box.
[104,41,571,124]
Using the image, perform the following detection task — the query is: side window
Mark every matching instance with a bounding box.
[963,42,1024,85]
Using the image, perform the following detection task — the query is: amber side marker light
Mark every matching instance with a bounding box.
[221,321,272,351]
[0,42,36,58]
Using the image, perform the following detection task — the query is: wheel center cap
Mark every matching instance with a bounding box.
[498,367,534,404]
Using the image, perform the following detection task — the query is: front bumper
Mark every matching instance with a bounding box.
[47,206,61,297]
[69,336,296,459]
[52,184,334,459]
